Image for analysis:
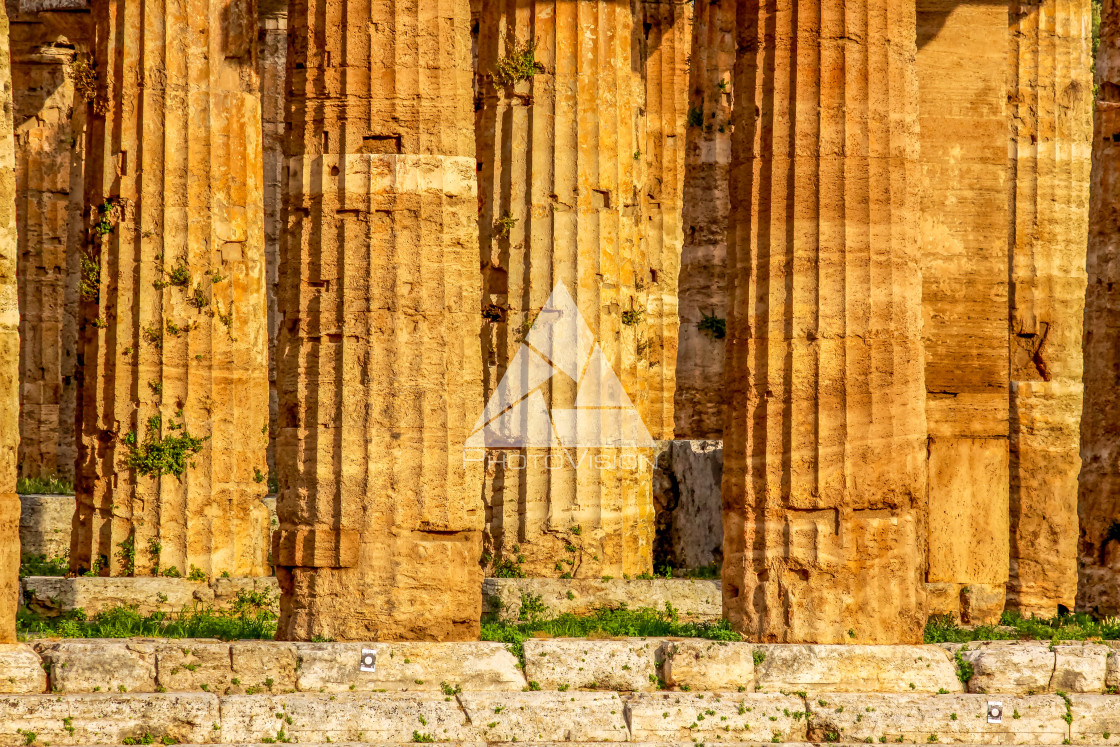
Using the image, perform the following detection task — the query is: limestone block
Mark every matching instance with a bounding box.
[523,639,658,692]
[960,643,1054,695]
[1106,652,1120,691]
[1052,645,1109,693]
[0,693,218,745]
[219,693,477,743]
[459,691,629,742]
[208,576,280,611]
[1069,693,1120,743]
[652,441,723,570]
[22,576,204,617]
[626,692,808,742]
[294,642,525,692]
[156,642,235,694]
[482,578,721,622]
[0,3,17,645]
[18,494,75,560]
[0,644,45,693]
[961,584,1009,627]
[662,640,754,691]
[754,645,962,694]
[807,693,1069,744]
[230,642,297,693]
[38,640,156,693]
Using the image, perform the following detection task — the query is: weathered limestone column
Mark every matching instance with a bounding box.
[72,0,271,578]
[1078,0,1120,615]
[723,0,928,643]
[476,0,655,578]
[276,0,484,640]
[916,0,1010,624]
[639,0,689,441]
[0,2,22,643]
[12,16,87,484]
[1006,0,1092,617]
[674,0,733,441]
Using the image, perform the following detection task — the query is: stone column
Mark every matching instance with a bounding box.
[276,0,484,640]
[12,16,87,485]
[72,0,271,579]
[639,0,689,441]
[1006,0,1091,617]
[916,0,1010,624]
[1079,0,1120,615]
[476,0,655,578]
[0,2,22,644]
[674,0,733,441]
[723,0,928,643]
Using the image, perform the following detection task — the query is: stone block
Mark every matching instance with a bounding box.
[652,440,723,570]
[1052,644,1108,693]
[523,639,658,691]
[231,641,297,692]
[459,691,629,742]
[294,642,525,692]
[960,643,1055,694]
[157,642,235,694]
[1106,652,1120,691]
[0,693,218,745]
[806,693,1068,744]
[626,692,808,742]
[219,693,478,743]
[18,494,74,561]
[22,576,204,617]
[1070,693,1120,743]
[754,645,963,693]
[207,576,280,612]
[662,640,754,691]
[482,578,721,622]
[37,640,156,693]
[0,644,46,693]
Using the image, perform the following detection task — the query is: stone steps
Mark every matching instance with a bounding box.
[0,691,1116,745]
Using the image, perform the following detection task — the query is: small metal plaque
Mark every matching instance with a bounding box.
[987,701,1003,724]
[360,648,377,673]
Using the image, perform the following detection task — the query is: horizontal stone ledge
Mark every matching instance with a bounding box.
[958,640,1112,695]
[460,690,630,742]
[523,638,661,692]
[21,575,280,617]
[482,577,722,622]
[626,692,809,742]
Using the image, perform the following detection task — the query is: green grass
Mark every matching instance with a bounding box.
[17,589,277,641]
[482,599,741,665]
[20,554,69,577]
[925,611,1120,644]
[642,563,721,580]
[16,475,74,495]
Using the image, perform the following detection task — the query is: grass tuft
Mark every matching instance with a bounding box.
[16,474,75,495]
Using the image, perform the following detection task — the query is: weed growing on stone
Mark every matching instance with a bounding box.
[19,553,69,577]
[16,474,74,495]
[493,35,544,87]
[697,313,726,341]
[79,254,101,301]
[124,414,209,479]
[494,212,518,239]
[925,611,1120,643]
[687,106,704,128]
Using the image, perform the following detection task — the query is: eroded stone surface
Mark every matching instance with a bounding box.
[523,639,658,692]
[0,693,218,745]
[807,693,1068,744]
[652,440,722,571]
[662,639,754,691]
[1070,693,1120,743]
[626,693,807,742]
[18,493,74,560]
[38,639,156,694]
[0,644,45,693]
[482,578,720,622]
[294,642,525,692]
[754,645,962,694]
[960,643,1054,695]
[1052,644,1109,693]
[722,0,928,644]
[460,691,629,742]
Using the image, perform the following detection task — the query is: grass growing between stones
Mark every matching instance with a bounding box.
[482,596,740,664]
[16,474,75,495]
[925,611,1120,643]
[16,589,278,641]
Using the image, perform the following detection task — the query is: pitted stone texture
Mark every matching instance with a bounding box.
[294,642,525,692]
[523,639,658,692]
[0,693,218,745]
[230,642,297,693]
[652,441,723,571]
[807,693,1069,744]
[20,576,278,617]
[662,640,754,691]
[1069,693,1120,743]
[19,494,75,561]
[38,640,156,694]
[960,643,1055,695]
[0,644,46,693]
[1052,644,1109,693]
[754,645,962,694]
[157,642,238,694]
[1107,652,1120,691]
[460,691,629,742]
[483,578,721,622]
[723,0,928,644]
[0,495,16,643]
[220,693,478,743]
[626,692,808,742]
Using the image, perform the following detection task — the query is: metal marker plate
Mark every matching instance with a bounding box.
[987,701,1003,724]
[360,648,377,673]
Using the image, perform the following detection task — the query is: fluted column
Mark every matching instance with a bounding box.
[1006,0,1091,617]
[276,0,484,640]
[639,0,689,441]
[916,0,1010,624]
[1079,0,1120,615]
[0,3,22,643]
[674,0,733,441]
[723,0,928,643]
[72,0,271,579]
[476,0,655,578]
